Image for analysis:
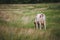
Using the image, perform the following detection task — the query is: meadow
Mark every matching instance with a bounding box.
[0,3,60,40]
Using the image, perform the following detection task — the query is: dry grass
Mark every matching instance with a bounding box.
[0,26,51,40]
[0,3,60,40]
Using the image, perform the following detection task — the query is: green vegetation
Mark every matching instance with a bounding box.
[0,3,60,40]
[0,0,60,4]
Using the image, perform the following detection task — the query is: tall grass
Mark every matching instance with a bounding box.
[0,3,60,40]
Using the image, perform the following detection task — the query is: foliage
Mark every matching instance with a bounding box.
[0,0,60,4]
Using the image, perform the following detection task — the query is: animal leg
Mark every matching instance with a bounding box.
[44,21,46,30]
[36,22,38,29]
[39,22,41,30]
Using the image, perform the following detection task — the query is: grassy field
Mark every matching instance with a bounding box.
[0,3,60,40]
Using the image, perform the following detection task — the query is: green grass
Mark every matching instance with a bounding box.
[0,3,60,40]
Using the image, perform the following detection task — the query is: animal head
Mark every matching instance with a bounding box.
[40,13,44,18]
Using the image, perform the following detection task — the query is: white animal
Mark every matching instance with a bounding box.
[34,13,46,30]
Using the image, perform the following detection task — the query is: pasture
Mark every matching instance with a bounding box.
[0,3,60,40]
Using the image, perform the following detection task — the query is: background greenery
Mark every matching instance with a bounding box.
[0,0,60,4]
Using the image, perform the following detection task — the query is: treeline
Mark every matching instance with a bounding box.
[0,0,60,4]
